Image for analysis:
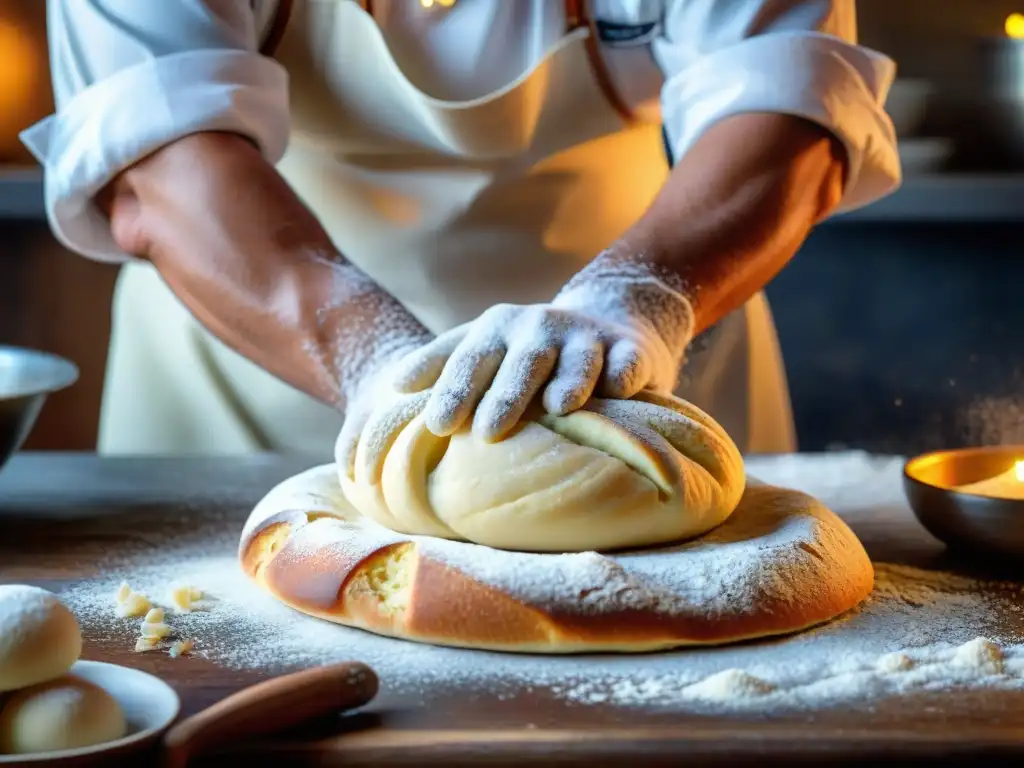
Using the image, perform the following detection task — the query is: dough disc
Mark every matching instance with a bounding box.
[239,465,874,653]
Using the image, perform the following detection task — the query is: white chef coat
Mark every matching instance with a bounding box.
[22,0,899,457]
[27,0,898,263]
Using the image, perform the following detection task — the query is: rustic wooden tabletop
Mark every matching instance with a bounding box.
[3,452,1024,766]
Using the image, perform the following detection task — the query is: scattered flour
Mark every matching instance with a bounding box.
[876,652,914,674]
[50,452,1024,713]
[684,669,775,701]
[951,637,1005,675]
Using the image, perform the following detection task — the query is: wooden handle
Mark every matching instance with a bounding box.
[162,661,378,768]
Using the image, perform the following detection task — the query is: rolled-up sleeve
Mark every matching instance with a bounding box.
[653,0,900,213]
[20,0,291,262]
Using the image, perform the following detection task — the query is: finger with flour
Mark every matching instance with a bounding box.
[422,339,505,437]
[599,339,649,399]
[541,333,604,415]
[473,343,559,442]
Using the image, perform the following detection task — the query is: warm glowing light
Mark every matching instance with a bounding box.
[0,21,39,112]
[0,19,43,159]
[954,459,1024,500]
[1006,13,1024,39]
[420,0,455,7]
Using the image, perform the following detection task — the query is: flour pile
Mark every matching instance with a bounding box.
[54,452,1024,713]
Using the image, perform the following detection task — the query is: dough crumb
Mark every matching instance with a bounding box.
[134,636,160,653]
[113,582,151,618]
[169,584,203,613]
[876,652,914,673]
[140,608,170,640]
[951,637,1004,674]
[168,639,193,658]
[685,669,775,701]
[140,621,171,640]
[143,607,164,624]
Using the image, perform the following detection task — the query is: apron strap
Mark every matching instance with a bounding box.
[564,0,635,124]
[259,0,634,124]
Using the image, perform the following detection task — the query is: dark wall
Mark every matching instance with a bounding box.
[768,221,1024,455]
[859,0,1022,89]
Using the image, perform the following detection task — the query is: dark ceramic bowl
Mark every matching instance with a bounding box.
[0,346,79,472]
[904,445,1024,557]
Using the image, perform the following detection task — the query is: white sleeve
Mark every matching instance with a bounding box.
[653,0,900,213]
[20,0,291,262]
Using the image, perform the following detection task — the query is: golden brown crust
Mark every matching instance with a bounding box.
[239,466,874,653]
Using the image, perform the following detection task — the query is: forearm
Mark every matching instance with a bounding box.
[99,131,429,407]
[617,113,847,334]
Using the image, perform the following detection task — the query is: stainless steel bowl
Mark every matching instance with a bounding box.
[0,346,79,472]
[904,445,1024,558]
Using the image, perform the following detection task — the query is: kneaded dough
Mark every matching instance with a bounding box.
[0,585,82,692]
[0,676,126,754]
[338,391,746,552]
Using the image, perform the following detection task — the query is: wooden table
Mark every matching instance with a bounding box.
[3,452,1024,766]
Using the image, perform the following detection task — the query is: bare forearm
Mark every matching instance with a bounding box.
[618,113,847,334]
[100,131,429,406]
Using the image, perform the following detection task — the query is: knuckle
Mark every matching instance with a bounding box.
[484,303,519,324]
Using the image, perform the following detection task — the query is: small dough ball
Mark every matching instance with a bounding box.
[0,585,82,692]
[0,676,127,754]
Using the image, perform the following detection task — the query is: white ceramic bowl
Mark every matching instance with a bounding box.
[0,660,180,765]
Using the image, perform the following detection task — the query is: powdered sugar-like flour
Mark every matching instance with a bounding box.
[55,452,1024,713]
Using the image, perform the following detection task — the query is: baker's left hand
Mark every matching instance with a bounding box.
[390,253,696,441]
[335,366,432,484]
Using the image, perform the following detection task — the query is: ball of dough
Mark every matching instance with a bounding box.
[0,585,82,692]
[0,676,127,754]
[338,391,746,552]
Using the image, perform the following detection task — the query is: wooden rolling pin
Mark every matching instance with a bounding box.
[162,661,378,768]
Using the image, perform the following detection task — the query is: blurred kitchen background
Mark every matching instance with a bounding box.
[3,0,1024,456]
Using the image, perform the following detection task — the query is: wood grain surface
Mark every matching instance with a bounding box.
[3,452,1024,767]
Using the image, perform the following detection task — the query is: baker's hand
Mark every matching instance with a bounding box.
[390,253,696,441]
[335,364,432,483]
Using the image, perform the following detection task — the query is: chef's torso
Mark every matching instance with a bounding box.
[271,0,667,332]
[102,0,795,457]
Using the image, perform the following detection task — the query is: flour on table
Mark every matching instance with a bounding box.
[876,652,913,674]
[685,669,775,701]
[56,452,1024,713]
[951,637,1004,675]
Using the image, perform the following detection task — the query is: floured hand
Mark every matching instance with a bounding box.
[391,253,696,441]
[336,365,431,482]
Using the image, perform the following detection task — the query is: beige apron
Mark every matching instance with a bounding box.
[100,0,796,457]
